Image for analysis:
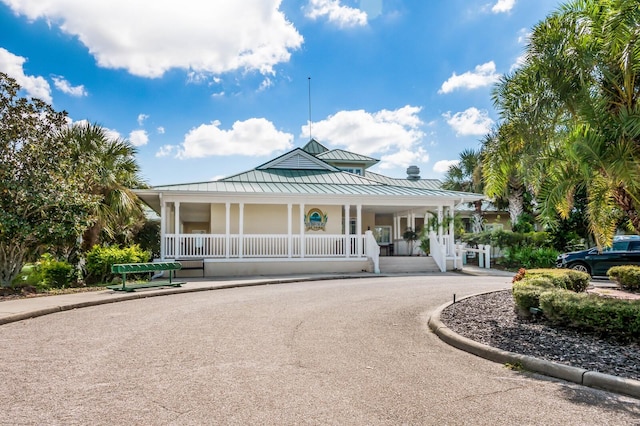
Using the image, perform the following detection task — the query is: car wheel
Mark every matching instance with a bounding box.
[570,262,590,275]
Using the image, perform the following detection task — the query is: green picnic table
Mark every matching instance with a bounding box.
[107,262,185,292]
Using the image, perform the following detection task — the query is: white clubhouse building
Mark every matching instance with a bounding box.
[135,140,485,276]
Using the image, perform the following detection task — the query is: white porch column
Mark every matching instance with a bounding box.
[424,212,430,233]
[225,202,230,259]
[300,203,305,258]
[394,215,401,240]
[392,214,397,240]
[174,201,180,259]
[410,212,416,231]
[356,204,362,256]
[449,203,456,256]
[287,203,293,258]
[160,200,166,260]
[344,204,350,258]
[437,205,444,240]
[239,202,244,259]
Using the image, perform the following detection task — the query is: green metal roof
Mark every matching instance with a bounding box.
[219,169,386,186]
[316,149,379,167]
[363,171,443,189]
[147,179,481,198]
[301,139,329,155]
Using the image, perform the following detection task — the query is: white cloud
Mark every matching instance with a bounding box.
[0,47,52,103]
[433,159,459,174]
[129,129,149,147]
[155,144,175,158]
[379,147,429,170]
[438,61,500,94]
[302,105,425,157]
[157,126,165,134]
[443,107,494,136]
[4,0,303,78]
[492,0,516,13]
[178,118,293,159]
[52,75,87,97]
[305,0,368,28]
[137,113,149,126]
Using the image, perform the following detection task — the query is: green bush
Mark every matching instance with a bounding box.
[512,276,556,314]
[504,246,559,269]
[85,245,151,284]
[608,266,640,292]
[11,255,76,290]
[539,290,640,339]
[511,268,590,316]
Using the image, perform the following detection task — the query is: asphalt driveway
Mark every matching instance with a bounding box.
[1,274,638,425]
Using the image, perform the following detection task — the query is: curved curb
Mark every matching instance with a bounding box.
[428,292,640,400]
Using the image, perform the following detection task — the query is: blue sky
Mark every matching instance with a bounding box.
[0,0,561,186]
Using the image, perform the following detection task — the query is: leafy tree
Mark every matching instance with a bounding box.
[490,0,640,248]
[442,148,485,232]
[60,122,148,251]
[0,73,98,286]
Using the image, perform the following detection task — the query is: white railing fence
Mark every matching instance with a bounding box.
[164,234,367,259]
[456,243,492,269]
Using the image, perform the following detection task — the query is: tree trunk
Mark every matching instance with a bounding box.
[82,223,101,252]
[0,242,27,287]
[472,200,484,233]
[508,185,524,225]
[613,186,640,235]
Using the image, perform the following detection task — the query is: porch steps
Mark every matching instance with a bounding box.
[379,256,440,274]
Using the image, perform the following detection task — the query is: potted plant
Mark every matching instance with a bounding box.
[402,227,420,256]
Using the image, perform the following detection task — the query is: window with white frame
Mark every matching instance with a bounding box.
[374,226,392,244]
[339,167,363,175]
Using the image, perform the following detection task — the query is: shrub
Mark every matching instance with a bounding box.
[526,268,590,292]
[512,276,556,315]
[608,266,640,292]
[11,255,76,290]
[511,268,590,317]
[37,254,76,288]
[503,246,560,269]
[85,245,150,284]
[539,290,640,339]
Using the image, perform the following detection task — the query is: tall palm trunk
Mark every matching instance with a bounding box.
[471,200,484,233]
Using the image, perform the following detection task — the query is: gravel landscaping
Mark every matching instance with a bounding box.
[439,289,640,381]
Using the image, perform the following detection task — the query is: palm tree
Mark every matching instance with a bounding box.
[481,124,527,227]
[492,0,640,247]
[442,148,485,232]
[59,122,148,251]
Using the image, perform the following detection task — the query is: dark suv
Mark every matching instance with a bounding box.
[556,235,640,276]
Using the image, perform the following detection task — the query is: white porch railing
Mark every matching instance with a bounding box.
[164,234,367,259]
[429,231,446,272]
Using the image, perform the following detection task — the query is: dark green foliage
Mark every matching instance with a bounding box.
[0,73,98,286]
[608,266,640,292]
[85,245,150,284]
[133,219,160,259]
[511,213,535,233]
[539,290,640,339]
[503,246,559,269]
[460,230,552,251]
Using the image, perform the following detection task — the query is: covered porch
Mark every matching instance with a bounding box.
[151,196,461,276]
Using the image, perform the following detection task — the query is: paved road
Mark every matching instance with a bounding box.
[1,275,639,425]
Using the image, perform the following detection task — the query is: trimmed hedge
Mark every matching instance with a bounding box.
[539,290,640,338]
[608,265,640,292]
[85,244,151,284]
[511,268,590,316]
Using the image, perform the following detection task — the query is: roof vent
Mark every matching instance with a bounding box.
[406,165,421,181]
